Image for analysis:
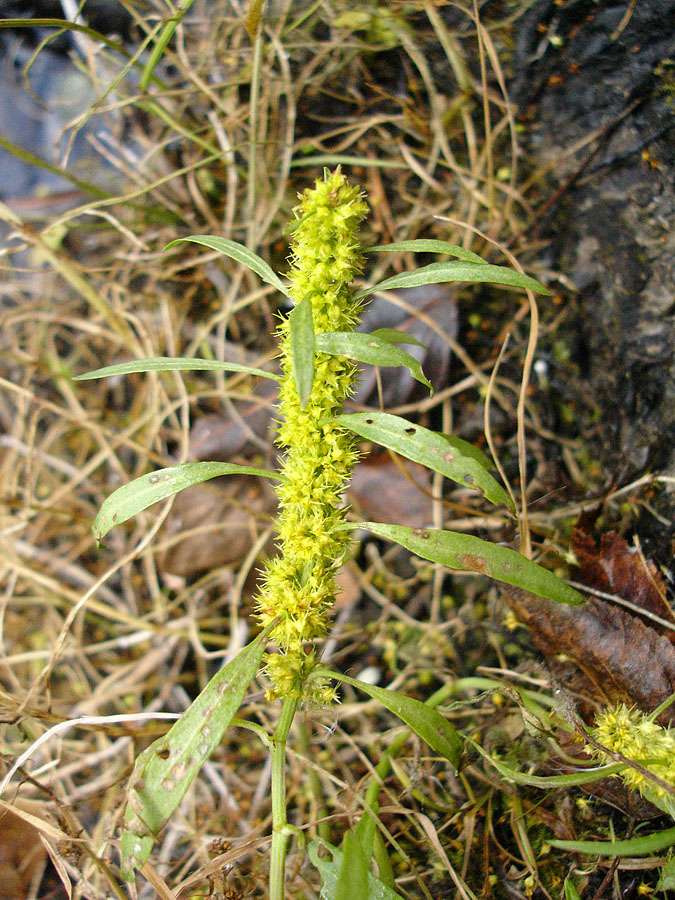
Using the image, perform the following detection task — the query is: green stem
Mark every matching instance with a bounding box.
[269,696,299,900]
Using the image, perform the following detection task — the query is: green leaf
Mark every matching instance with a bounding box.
[466,737,623,787]
[657,856,675,891]
[548,825,675,857]
[335,831,369,900]
[326,670,463,772]
[165,235,291,297]
[372,831,396,890]
[355,261,551,301]
[93,462,280,542]
[289,295,315,409]
[120,627,271,880]
[335,412,511,508]
[564,877,583,900]
[74,356,280,382]
[357,523,584,606]
[308,840,405,900]
[316,333,432,394]
[139,0,195,90]
[442,434,496,471]
[369,328,425,348]
[355,814,377,865]
[369,240,487,266]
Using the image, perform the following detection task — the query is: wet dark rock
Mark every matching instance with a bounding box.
[513,1,675,525]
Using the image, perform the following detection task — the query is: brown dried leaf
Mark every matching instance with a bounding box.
[572,519,674,638]
[504,514,675,723]
[505,586,675,725]
[0,808,47,900]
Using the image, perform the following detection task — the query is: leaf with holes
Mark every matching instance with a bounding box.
[120,626,271,880]
[93,462,280,542]
[335,412,511,509]
[355,260,550,301]
[357,522,584,606]
[316,332,432,394]
[74,356,280,382]
[166,235,290,297]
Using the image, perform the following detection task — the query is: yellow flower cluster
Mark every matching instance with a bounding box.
[257,170,368,702]
[592,704,675,818]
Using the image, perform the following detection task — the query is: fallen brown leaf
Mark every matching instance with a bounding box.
[504,516,675,723]
[156,478,276,577]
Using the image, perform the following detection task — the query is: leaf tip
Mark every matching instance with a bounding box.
[120,830,153,882]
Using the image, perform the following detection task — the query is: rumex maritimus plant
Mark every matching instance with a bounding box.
[77,169,583,899]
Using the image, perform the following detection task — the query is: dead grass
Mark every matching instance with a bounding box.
[0,2,649,898]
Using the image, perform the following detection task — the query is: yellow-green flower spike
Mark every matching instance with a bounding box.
[592,704,675,819]
[257,169,368,703]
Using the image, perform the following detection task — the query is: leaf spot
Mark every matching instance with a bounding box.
[148,471,165,484]
[412,529,430,539]
[443,451,454,463]
[161,777,175,792]
[460,553,488,575]
[464,474,474,485]
[156,745,170,760]
[365,417,374,424]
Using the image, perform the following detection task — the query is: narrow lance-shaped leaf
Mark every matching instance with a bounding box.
[369,328,425,348]
[442,433,496,471]
[564,878,583,900]
[335,412,512,509]
[93,461,280,542]
[368,239,487,265]
[308,840,405,900]
[548,826,675,857]
[355,260,551,301]
[120,626,272,880]
[335,831,369,900]
[74,356,280,382]
[289,295,315,409]
[324,670,462,772]
[316,332,432,394]
[356,522,584,606]
[466,736,624,787]
[165,235,291,297]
